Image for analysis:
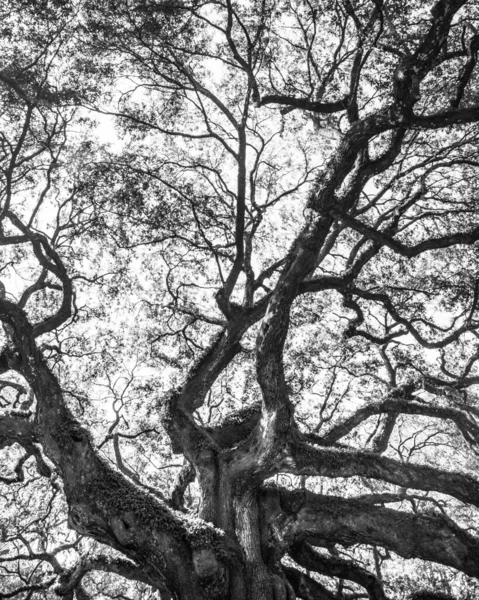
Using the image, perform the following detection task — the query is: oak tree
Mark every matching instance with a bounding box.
[2,0,479,599]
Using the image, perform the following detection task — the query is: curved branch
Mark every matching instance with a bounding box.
[170,459,195,510]
[5,212,73,337]
[319,392,479,448]
[329,208,479,258]
[283,565,339,600]
[348,286,478,349]
[0,298,226,598]
[263,487,479,579]
[285,434,479,509]
[289,542,386,600]
[55,555,154,598]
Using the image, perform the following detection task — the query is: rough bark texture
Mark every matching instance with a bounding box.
[3,1,479,599]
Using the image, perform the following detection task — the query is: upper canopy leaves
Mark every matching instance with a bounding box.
[2,1,479,599]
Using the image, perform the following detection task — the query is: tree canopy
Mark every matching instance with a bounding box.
[2,0,479,599]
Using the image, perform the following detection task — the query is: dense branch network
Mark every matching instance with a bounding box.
[2,0,479,599]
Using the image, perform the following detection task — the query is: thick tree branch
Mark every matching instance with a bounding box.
[329,208,479,258]
[263,487,479,579]
[259,94,350,114]
[284,434,479,509]
[0,298,227,599]
[411,106,479,128]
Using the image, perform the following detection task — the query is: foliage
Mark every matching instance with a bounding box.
[2,0,479,599]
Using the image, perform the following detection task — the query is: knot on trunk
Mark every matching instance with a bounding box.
[111,511,137,546]
[185,518,229,595]
[191,547,228,599]
[192,547,220,578]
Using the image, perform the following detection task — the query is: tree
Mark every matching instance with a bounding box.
[2,0,479,598]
